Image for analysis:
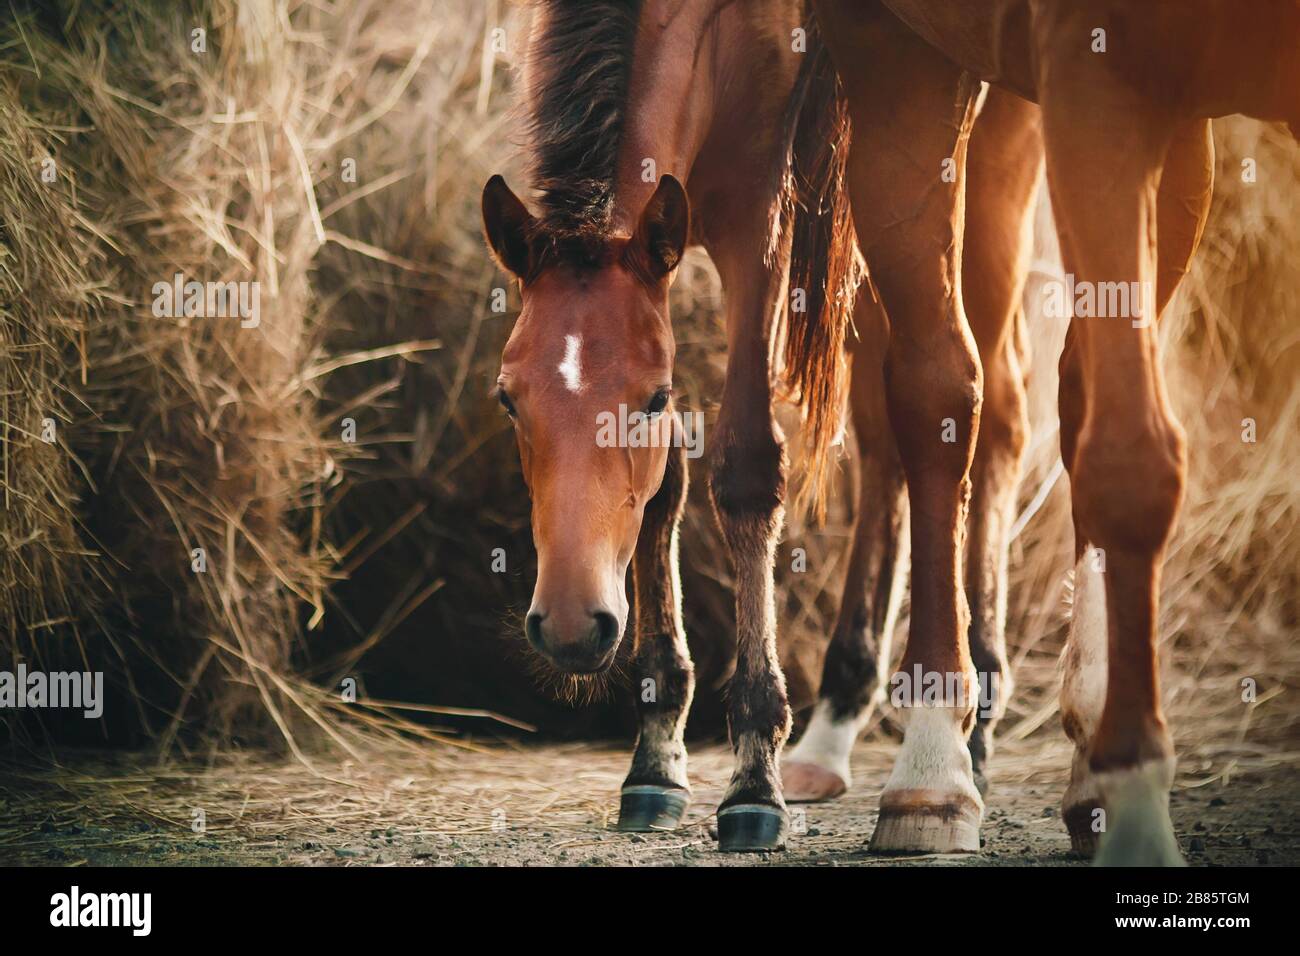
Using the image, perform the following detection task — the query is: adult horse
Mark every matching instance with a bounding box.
[807,0,1299,864]
[482,0,859,851]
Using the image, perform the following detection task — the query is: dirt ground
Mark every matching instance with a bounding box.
[2,727,1296,867]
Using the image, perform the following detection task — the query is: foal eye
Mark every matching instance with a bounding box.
[497,389,517,417]
[645,388,671,416]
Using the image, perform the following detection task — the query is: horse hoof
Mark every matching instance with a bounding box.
[617,786,690,832]
[1063,801,1101,857]
[1093,822,1185,867]
[781,761,848,803]
[1091,762,1185,867]
[870,794,982,854]
[717,804,788,852]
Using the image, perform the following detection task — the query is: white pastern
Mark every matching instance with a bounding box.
[784,699,869,789]
[558,333,583,392]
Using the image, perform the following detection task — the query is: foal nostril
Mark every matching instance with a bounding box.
[525,612,546,652]
[527,607,619,671]
[591,611,619,653]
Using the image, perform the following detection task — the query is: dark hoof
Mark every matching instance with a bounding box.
[717,804,788,852]
[617,786,690,832]
[968,729,991,798]
[1063,802,1101,858]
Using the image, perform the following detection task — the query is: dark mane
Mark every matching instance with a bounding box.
[526,0,644,247]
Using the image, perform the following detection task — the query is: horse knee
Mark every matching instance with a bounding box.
[977,352,1029,479]
[636,642,694,714]
[885,326,983,481]
[708,431,787,544]
[1073,416,1186,555]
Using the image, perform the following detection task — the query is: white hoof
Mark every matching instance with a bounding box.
[782,700,865,803]
[872,799,982,853]
[1092,759,1185,867]
[782,761,849,802]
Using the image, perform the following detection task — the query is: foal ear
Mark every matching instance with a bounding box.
[631,175,690,279]
[482,175,535,278]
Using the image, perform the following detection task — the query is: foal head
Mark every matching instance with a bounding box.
[482,174,689,674]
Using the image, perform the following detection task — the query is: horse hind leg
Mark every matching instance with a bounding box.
[817,0,986,853]
[783,288,909,803]
[1055,117,1213,860]
[1038,13,1212,863]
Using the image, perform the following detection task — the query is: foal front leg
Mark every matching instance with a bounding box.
[707,233,794,853]
[619,441,695,831]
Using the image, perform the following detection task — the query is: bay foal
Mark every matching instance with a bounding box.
[808,0,1297,863]
[483,0,857,851]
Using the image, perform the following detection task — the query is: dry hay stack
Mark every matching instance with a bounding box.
[67,0,338,740]
[1156,120,1300,747]
[0,0,388,745]
[0,90,108,652]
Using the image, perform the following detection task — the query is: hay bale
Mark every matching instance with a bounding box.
[0,88,108,655]
[0,0,345,743]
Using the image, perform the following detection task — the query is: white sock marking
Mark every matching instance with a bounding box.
[1063,553,1108,742]
[785,699,870,786]
[883,706,982,806]
[1062,553,1109,813]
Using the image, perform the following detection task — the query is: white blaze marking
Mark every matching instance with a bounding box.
[558,334,583,392]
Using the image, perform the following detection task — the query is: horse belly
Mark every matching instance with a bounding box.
[880,0,1037,100]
